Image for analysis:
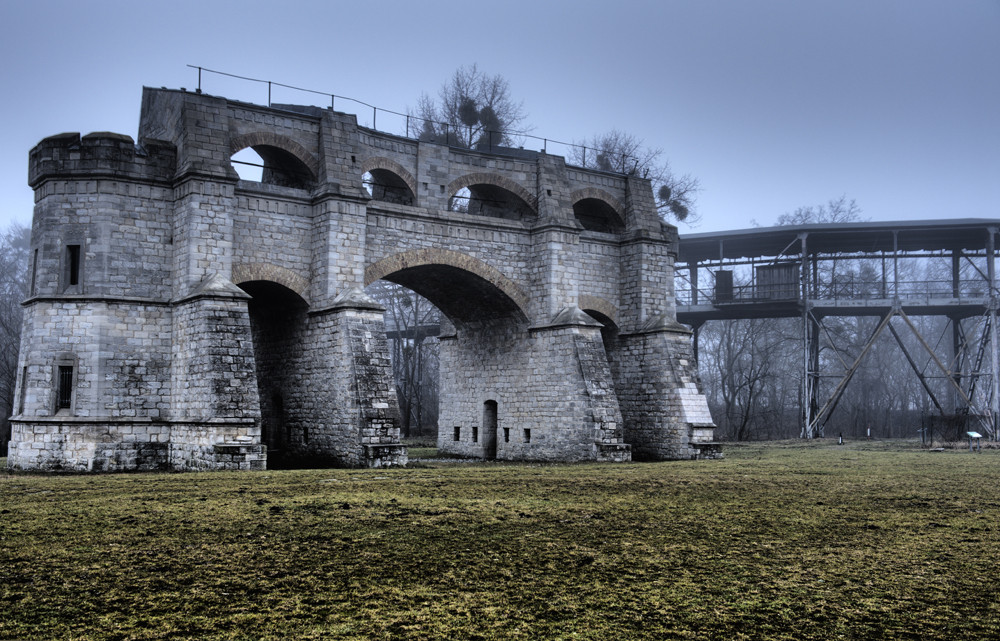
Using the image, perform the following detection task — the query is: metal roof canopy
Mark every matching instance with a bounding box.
[678,218,1000,264]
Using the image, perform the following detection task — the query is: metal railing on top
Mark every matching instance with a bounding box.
[674,278,994,307]
[187,65,640,173]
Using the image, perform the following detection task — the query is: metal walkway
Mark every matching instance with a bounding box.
[676,219,1000,439]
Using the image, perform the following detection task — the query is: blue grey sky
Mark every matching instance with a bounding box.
[0,0,996,233]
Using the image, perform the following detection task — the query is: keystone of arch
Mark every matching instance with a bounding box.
[232,262,311,303]
[578,295,619,327]
[361,156,418,201]
[445,172,538,213]
[229,131,320,182]
[365,248,530,316]
[570,188,627,222]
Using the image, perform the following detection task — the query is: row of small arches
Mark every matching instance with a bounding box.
[231,142,626,234]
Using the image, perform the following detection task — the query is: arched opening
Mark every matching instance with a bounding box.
[231,148,264,181]
[366,255,529,459]
[364,281,441,440]
[450,183,534,221]
[237,280,309,466]
[231,145,315,190]
[370,259,528,326]
[363,169,415,205]
[574,198,625,233]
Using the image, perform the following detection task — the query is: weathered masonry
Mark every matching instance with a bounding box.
[7,87,717,471]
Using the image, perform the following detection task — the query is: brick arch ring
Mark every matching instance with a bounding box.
[570,188,627,223]
[232,262,311,304]
[445,172,538,213]
[229,132,320,182]
[365,248,530,316]
[361,156,419,202]
[578,294,620,328]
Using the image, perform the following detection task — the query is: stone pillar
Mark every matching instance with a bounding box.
[529,155,581,322]
[287,288,406,468]
[169,274,263,470]
[310,197,369,306]
[614,177,718,459]
[414,141,452,211]
[617,316,720,460]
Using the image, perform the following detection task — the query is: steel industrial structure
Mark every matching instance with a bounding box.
[676,219,1000,440]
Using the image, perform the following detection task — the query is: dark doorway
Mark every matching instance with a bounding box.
[483,400,498,459]
[238,280,308,465]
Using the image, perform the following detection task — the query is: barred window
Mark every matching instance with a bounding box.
[57,365,73,409]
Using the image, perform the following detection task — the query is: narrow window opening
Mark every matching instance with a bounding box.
[483,400,498,460]
[67,245,81,286]
[453,426,461,441]
[57,365,73,410]
[523,428,531,443]
[30,249,38,296]
[303,425,309,443]
[18,366,28,414]
[503,427,510,443]
[472,426,479,443]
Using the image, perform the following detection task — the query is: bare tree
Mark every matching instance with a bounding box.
[366,281,441,437]
[1,223,30,455]
[772,195,863,226]
[569,129,700,223]
[413,64,529,149]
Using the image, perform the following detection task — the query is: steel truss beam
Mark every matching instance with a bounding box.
[804,305,994,439]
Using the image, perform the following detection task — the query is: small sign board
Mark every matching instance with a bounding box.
[967,432,983,439]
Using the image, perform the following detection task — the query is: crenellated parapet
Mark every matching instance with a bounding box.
[29,132,176,188]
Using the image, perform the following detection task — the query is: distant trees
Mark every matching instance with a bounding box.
[1,223,30,455]
[771,195,863,227]
[366,281,441,438]
[569,129,700,223]
[413,64,528,149]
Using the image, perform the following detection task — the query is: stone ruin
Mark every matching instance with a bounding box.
[6,87,717,471]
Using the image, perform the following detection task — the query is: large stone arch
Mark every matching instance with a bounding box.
[361,156,418,203]
[365,248,530,322]
[571,188,627,223]
[232,262,310,304]
[230,131,320,183]
[446,172,538,214]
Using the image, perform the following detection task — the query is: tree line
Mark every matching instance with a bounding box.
[0,224,29,455]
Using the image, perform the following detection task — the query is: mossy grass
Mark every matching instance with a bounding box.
[2,440,999,639]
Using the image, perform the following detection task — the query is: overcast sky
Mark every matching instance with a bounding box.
[0,0,996,234]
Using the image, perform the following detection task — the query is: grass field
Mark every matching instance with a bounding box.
[2,441,999,640]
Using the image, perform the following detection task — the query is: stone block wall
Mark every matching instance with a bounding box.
[7,419,172,472]
[437,311,630,462]
[615,322,718,460]
[280,294,406,468]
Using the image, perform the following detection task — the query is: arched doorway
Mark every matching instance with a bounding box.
[483,400,498,460]
[237,280,308,466]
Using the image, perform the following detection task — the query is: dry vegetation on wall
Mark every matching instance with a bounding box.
[2,442,1000,640]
